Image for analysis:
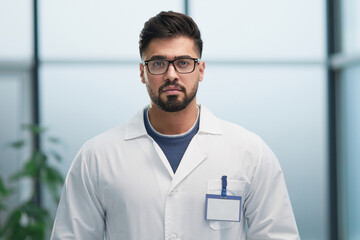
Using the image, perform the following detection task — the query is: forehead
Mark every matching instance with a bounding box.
[143,36,199,60]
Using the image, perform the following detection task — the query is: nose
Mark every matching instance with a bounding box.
[164,63,179,81]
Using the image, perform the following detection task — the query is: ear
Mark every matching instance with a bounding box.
[140,63,146,84]
[198,61,205,82]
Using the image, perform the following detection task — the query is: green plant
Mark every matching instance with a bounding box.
[0,124,64,240]
[0,177,13,230]
[0,177,13,212]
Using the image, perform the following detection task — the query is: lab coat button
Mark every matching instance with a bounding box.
[168,233,179,240]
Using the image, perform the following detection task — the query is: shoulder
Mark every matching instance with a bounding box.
[200,105,263,146]
[68,124,129,177]
[218,118,269,157]
[80,124,127,155]
[80,108,147,154]
[200,106,274,164]
[219,118,257,137]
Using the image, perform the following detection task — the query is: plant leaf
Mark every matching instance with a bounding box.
[27,222,46,239]
[0,177,7,195]
[21,201,49,223]
[48,136,61,144]
[42,166,64,202]
[0,209,22,237]
[0,202,8,211]
[31,150,47,169]
[11,161,38,180]
[21,124,47,134]
[7,140,26,149]
[0,177,13,197]
[10,169,31,181]
[45,181,61,203]
[48,149,62,162]
[11,151,47,181]
[45,166,63,184]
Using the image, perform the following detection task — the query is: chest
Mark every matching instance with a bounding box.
[96,136,254,214]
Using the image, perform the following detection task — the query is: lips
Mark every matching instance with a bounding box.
[159,83,185,94]
[163,86,183,92]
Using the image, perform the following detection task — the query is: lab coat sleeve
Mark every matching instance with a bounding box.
[245,139,300,240]
[50,147,105,240]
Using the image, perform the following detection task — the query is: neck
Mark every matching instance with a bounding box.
[147,101,199,135]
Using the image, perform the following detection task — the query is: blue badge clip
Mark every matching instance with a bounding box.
[221,175,227,198]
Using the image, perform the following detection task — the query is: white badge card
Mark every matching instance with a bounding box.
[205,194,242,222]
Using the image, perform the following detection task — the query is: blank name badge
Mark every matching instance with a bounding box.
[205,194,242,222]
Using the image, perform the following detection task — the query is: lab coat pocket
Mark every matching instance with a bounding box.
[207,179,246,231]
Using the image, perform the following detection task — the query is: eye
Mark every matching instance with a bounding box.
[150,60,166,67]
[175,59,192,69]
[177,60,189,66]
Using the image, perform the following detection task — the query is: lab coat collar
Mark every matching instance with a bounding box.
[197,105,223,135]
[124,106,149,140]
[124,104,223,140]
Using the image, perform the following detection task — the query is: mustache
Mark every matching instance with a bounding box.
[158,81,186,93]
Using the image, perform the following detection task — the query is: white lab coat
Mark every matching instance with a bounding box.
[51,105,299,240]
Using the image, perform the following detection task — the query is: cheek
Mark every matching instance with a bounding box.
[145,79,161,93]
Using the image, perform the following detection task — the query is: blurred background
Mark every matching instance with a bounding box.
[0,0,359,239]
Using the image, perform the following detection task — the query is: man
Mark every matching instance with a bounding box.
[51,11,299,240]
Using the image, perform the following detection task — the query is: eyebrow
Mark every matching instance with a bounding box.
[148,55,167,61]
[147,55,195,61]
[174,55,194,60]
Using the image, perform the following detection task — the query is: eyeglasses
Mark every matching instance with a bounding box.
[143,58,200,75]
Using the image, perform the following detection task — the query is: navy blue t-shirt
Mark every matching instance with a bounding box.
[144,108,200,173]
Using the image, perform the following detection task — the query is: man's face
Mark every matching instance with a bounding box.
[140,36,205,112]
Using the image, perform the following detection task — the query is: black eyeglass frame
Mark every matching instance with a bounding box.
[143,58,200,75]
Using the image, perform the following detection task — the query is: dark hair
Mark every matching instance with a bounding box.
[139,11,203,59]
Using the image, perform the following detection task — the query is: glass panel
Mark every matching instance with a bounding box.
[339,66,360,240]
[0,76,22,210]
[39,0,183,60]
[40,64,149,175]
[0,1,33,60]
[197,65,328,240]
[190,0,326,61]
[342,0,360,53]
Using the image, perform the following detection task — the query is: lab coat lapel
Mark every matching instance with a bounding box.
[168,106,223,191]
[124,106,174,184]
[168,135,207,192]
[137,137,174,194]
[152,140,175,178]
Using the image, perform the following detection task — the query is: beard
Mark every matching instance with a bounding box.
[147,80,198,112]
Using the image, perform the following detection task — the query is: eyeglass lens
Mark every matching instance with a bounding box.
[147,59,196,74]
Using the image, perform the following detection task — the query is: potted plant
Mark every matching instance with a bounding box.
[0,124,64,240]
